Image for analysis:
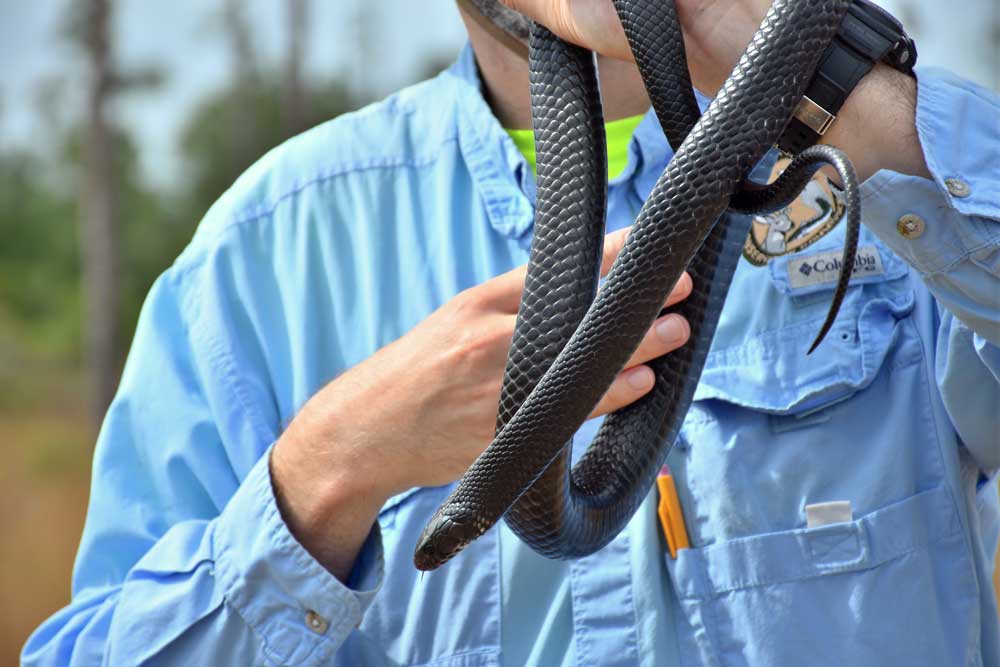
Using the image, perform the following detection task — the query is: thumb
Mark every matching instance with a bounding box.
[498,0,633,61]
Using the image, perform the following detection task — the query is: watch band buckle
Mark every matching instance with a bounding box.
[793,96,837,136]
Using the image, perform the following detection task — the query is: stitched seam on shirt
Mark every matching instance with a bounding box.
[203,317,276,449]
[162,262,275,452]
[407,648,499,667]
[225,148,457,231]
[917,236,1000,279]
[166,139,461,280]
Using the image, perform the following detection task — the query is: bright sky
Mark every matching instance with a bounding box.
[0,0,996,188]
[0,1,469,186]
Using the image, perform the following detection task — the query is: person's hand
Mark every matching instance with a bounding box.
[270,226,693,579]
[499,0,770,95]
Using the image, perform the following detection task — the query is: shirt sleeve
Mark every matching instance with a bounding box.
[21,265,384,666]
[860,67,1000,470]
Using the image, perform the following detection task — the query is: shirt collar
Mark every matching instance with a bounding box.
[444,44,701,240]
[445,44,536,239]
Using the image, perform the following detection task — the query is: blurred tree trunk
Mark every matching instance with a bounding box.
[222,0,258,84]
[349,0,375,101]
[81,0,119,427]
[222,0,260,174]
[284,0,309,134]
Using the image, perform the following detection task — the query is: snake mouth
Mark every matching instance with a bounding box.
[413,515,469,571]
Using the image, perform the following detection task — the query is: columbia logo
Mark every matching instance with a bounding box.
[787,245,885,290]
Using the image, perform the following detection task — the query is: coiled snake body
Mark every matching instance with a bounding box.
[415,0,860,570]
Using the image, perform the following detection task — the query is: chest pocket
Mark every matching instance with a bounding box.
[662,235,980,667]
[338,485,501,667]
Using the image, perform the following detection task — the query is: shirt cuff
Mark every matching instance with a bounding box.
[860,67,1000,276]
[212,445,384,665]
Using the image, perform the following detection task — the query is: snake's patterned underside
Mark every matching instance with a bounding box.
[415,0,860,570]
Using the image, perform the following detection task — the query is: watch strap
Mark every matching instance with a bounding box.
[778,39,876,155]
[777,0,915,156]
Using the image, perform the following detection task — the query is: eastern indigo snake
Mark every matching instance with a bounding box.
[415,0,860,570]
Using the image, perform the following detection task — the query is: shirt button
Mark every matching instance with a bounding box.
[896,214,926,240]
[305,610,329,634]
[945,178,971,198]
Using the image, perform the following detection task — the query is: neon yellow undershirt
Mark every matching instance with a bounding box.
[505,113,646,180]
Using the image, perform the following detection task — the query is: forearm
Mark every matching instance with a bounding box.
[271,386,394,583]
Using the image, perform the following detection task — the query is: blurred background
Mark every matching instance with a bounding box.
[0,0,996,661]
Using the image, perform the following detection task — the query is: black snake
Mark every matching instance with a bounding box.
[414,0,860,570]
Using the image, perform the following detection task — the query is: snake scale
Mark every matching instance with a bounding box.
[415,0,861,570]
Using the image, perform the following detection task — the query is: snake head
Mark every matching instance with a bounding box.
[413,511,478,571]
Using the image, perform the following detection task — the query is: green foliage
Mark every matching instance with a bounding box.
[178,73,358,223]
[0,72,363,371]
[0,152,81,362]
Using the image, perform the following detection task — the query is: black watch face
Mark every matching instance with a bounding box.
[852,0,904,33]
[849,0,916,72]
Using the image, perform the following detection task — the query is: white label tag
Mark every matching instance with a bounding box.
[806,500,853,528]
[787,245,884,289]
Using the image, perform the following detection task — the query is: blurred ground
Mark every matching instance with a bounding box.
[0,371,90,663]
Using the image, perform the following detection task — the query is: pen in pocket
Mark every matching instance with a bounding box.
[657,465,691,559]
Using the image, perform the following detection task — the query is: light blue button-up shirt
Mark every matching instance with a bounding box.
[24,45,1000,666]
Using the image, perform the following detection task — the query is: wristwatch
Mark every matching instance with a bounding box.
[777,0,918,156]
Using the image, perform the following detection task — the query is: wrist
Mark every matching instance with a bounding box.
[270,388,397,580]
[822,64,929,182]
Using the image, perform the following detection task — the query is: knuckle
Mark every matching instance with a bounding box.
[451,287,487,315]
[601,374,638,409]
[449,326,501,368]
[472,377,504,414]
[605,230,627,258]
[677,272,693,296]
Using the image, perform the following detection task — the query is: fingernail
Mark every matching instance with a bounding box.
[627,366,653,390]
[656,315,688,344]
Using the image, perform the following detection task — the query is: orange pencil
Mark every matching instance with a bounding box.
[656,465,691,559]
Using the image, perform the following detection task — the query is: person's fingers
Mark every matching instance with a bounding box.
[597,228,694,307]
[599,226,630,275]
[472,264,527,313]
[664,271,693,308]
[588,365,655,418]
[623,313,690,369]
[498,0,633,61]
[479,310,687,420]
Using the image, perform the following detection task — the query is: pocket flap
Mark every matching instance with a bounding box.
[668,485,961,599]
[693,230,914,415]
